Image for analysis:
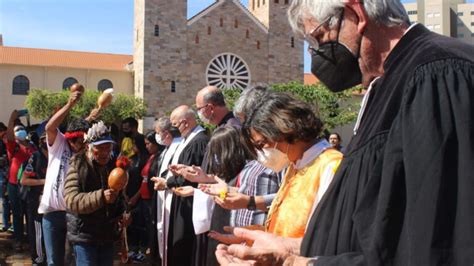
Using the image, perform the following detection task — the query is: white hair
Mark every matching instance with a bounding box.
[288,0,410,36]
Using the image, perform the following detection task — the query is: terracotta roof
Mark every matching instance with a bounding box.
[304,73,319,85]
[0,46,132,71]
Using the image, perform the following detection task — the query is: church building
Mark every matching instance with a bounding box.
[133,0,304,124]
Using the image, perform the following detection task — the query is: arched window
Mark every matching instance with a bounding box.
[195,34,200,44]
[208,26,212,35]
[98,79,113,91]
[263,0,266,4]
[234,19,239,28]
[12,75,30,95]
[291,37,295,48]
[154,25,160,36]
[63,77,78,90]
[220,17,224,27]
[246,29,250,39]
[252,0,255,10]
[257,0,260,7]
[257,41,261,49]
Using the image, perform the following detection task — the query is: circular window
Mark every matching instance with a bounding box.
[206,53,251,90]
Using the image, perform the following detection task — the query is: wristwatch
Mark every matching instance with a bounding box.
[247,196,256,211]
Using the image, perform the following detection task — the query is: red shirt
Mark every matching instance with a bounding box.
[139,154,155,200]
[6,139,35,184]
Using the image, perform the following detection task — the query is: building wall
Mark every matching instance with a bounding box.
[404,0,473,43]
[187,1,269,98]
[134,0,188,125]
[0,64,132,124]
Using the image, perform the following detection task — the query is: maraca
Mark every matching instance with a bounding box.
[70,83,85,93]
[108,167,128,191]
[97,88,114,110]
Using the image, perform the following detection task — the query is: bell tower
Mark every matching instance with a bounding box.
[134,0,188,126]
[249,0,304,84]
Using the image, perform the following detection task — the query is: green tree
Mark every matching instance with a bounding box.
[25,88,147,125]
[222,82,360,132]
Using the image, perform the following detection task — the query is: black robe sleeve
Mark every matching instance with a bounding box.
[314,59,474,265]
[166,132,209,188]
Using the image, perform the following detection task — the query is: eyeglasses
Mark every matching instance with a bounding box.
[196,104,209,112]
[304,16,332,51]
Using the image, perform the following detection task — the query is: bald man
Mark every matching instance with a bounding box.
[195,86,240,128]
[157,105,209,266]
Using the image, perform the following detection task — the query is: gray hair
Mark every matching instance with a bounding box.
[154,117,172,132]
[288,0,410,36]
[233,85,271,122]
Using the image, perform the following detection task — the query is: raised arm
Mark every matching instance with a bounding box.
[45,91,82,146]
[6,110,18,142]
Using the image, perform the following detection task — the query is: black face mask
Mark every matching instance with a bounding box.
[311,41,362,92]
[169,126,181,138]
[123,131,132,138]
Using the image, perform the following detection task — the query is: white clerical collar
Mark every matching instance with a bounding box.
[294,139,332,170]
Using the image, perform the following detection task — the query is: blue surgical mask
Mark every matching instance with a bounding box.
[15,130,28,141]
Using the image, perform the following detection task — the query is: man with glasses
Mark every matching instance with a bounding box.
[40,83,98,265]
[216,0,474,265]
[195,86,240,129]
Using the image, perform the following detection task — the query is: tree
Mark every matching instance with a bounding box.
[223,82,360,132]
[25,88,147,125]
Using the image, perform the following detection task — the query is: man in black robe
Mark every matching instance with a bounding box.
[162,105,209,265]
[215,0,474,265]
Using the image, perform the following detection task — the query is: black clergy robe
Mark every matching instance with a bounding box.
[165,131,209,266]
[301,24,474,265]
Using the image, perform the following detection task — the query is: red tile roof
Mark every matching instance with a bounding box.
[0,46,132,71]
[304,73,319,85]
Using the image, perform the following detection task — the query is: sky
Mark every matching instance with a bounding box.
[0,0,471,72]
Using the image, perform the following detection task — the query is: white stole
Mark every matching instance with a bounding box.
[157,126,205,264]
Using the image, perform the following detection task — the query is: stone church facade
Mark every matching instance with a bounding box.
[133,0,304,126]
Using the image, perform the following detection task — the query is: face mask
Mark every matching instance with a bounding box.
[15,130,28,141]
[155,133,167,146]
[123,131,132,138]
[311,41,362,92]
[198,110,211,124]
[256,143,290,172]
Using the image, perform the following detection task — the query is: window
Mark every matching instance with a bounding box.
[154,25,159,36]
[195,34,199,44]
[98,79,113,92]
[291,37,295,48]
[12,75,29,95]
[274,0,279,3]
[257,40,260,49]
[427,25,434,30]
[263,0,265,4]
[471,11,474,16]
[234,19,239,28]
[457,12,463,16]
[220,18,224,27]
[471,33,474,37]
[407,10,417,15]
[63,77,78,90]
[285,0,289,4]
[257,0,260,8]
[434,12,440,17]
[471,22,474,26]
[246,29,250,38]
[434,24,441,29]
[206,53,251,90]
[252,0,255,10]
[427,12,433,18]
[458,33,464,38]
[208,26,212,35]
[171,81,176,92]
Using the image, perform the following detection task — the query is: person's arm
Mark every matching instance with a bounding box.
[64,159,106,214]
[45,91,82,146]
[6,110,18,142]
[20,172,45,186]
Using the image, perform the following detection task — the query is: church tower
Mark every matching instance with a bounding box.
[249,0,304,84]
[134,0,188,124]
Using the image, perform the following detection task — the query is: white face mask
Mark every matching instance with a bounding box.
[198,110,211,124]
[155,133,167,146]
[256,143,290,172]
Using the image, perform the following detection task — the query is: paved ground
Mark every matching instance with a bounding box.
[0,205,153,265]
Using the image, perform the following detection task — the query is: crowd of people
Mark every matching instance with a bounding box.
[0,0,473,265]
